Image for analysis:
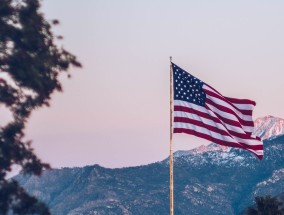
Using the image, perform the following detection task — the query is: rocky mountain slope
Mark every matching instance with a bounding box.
[15,116,284,215]
[254,115,284,140]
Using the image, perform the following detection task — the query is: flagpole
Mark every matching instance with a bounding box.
[169,56,174,215]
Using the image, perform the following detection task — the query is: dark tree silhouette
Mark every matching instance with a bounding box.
[246,195,283,215]
[0,0,81,214]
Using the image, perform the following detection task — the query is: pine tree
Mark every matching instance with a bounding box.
[246,195,283,215]
[0,0,81,214]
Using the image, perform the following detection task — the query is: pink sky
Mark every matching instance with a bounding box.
[20,0,284,168]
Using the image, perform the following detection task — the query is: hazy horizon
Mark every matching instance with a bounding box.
[19,0,284,169]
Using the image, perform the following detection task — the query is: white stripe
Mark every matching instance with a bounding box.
[174,122,262,152]
[174,121,261,146]
[231,135,261,146]
[175,111,253,137]
[174,122,242,145]
[205,103,238,122]
[174,111,225,129]
[206,103,254,133]
[206,93,252,121]
[174,100,206,113]
[174,100,253,133]
[174,122,263,156]
[230,102,255,111]
[203,85,255,111]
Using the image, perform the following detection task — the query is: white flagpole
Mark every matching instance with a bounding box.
[169,56,174,215]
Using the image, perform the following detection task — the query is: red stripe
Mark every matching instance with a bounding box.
[174,117,256,140]
[204,88,253,115]
[173,127,263,151]
[224,97,256,106]
[204,104,253,135]
[206,98,254,127]
[174,105,245,130]
[204,84,256,106]
[175,117,230,136]
[173,128,263,159]
[204,104,253,136]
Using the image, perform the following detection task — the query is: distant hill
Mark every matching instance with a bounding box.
[15,116,284,215]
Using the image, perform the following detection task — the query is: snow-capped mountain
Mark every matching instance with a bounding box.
[254,116,284,140]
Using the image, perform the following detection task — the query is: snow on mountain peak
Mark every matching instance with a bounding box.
[193,143,230,154]
[254,116,284,140]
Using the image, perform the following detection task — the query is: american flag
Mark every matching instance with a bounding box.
[172,63,263,159]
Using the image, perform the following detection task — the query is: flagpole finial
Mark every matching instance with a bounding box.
[170,56,172,63]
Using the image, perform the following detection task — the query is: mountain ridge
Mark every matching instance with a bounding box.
[14,116,284,215]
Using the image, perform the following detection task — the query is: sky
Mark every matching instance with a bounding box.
[18,0,284,169]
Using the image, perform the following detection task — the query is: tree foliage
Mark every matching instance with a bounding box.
[0,0,81,214]
[246,195,284,215]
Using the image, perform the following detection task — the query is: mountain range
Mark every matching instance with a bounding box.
[15,116,284,215]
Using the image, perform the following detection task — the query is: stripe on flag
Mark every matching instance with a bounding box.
[172,63,263,159]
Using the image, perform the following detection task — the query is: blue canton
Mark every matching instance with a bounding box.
[172,63,206,106]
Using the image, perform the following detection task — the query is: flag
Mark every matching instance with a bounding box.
[172,63,263,159]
